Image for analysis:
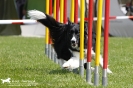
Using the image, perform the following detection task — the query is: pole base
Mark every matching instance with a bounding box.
[102,76,107,86]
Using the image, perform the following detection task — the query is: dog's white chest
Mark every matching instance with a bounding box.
[72,51,80,58]
[72,49,87,59]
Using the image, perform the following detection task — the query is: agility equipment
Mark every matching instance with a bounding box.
[102,0,110,86]
[64,0,67,24]
[48,0,53,60]
[45,0,49,56]
[70,0,75,22]
[94,0,103,86]
[86,0,94,84]
[0,20,37,24]
[60,0,64,23]
[79,0,85,77]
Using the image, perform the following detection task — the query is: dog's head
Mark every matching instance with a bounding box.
[67,20,88,50]
[67,20,80,50]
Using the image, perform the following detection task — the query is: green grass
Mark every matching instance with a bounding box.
[0,36,133,88]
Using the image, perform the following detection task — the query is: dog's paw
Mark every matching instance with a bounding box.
[91,67,95,72]
[62,57,79,70]
[62,63,73,71]
[107,68,113,74]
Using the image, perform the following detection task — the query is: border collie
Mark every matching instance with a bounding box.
[28,10,112,73]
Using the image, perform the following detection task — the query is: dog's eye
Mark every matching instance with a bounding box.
[70,30,74,34]
[75,31,78,34]
[75,30,79,34]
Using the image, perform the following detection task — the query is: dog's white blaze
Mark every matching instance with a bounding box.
[71,36,76,42]
[73,51,80,58]
[28,10,46,20]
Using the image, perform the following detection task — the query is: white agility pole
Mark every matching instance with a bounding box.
[93,16,133,20]
[78,15,133,21]
[0,15,133,25]
[0,20,37,24]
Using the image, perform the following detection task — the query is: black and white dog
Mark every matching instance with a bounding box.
[28,10,112,73]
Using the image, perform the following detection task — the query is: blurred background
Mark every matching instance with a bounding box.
[0,0,46,37]
[0,0,133,37]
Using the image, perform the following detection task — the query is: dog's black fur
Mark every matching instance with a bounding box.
[28,10,112,73]
[38,16,75,60]
[38,14,96,61]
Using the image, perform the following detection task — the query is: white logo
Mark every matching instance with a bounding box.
[1,77,38,86]
[1,78,11,84]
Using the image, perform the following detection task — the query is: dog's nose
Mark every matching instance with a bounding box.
[71,40,76,43]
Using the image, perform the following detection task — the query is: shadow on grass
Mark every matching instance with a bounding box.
[49,69,70,74]
[49,69,79,75]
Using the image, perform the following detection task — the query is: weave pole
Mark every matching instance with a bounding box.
[94,0,103,86]
[102,0,110,86]
[48,0,53,59]
[60,0,64,23]
[52,0,57,62]
[79,0,85,77]
[72,0,79,73]
[74,0,78,23]
[45,0,50,56]
[53,0,56,19]
[54,0,59,64]
[56,0,60,22]
[63,0,67,24]
[86,0,94,84]
[70,0,75,22]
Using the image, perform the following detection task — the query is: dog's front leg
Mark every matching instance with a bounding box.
[62,57,80,71]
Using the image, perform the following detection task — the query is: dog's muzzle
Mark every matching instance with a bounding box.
[71,40,78,48]
[71,36,78,48]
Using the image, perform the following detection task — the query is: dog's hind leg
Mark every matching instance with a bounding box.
[99,55,112,73]
[91,49,112,73]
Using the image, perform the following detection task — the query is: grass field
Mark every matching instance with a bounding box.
[0,36,133,88]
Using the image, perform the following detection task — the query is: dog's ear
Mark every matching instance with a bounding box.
[67,18,72,25]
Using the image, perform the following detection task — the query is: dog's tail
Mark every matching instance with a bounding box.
[28,10,61,28]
